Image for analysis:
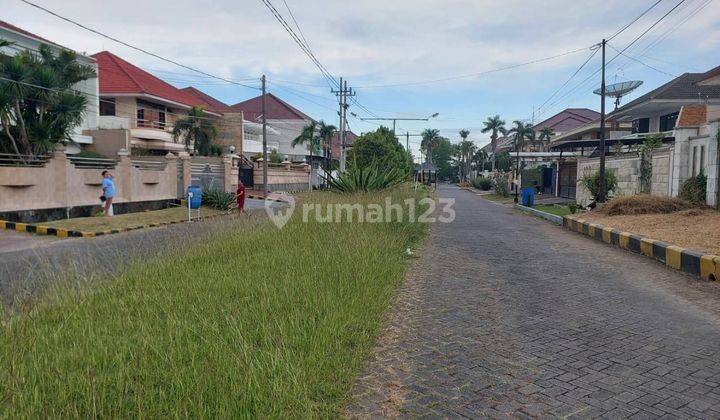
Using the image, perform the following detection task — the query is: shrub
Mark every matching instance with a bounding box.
[488,172,511,196]
[579,170,618,202]
[568,203,580,214]
[601,194,692,216]
[202,188,236,210]
[471,176,492,191]
[679,173,707,205]
[326,166,406,193]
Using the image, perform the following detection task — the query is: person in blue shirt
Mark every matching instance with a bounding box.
[101,170,116,216]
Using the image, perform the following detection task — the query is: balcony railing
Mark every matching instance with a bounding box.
[136,118,172,131]
[68,155,117,169]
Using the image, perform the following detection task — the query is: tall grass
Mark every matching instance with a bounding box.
[0,187,428,417]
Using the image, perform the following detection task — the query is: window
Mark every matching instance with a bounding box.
[659,112,678,132]
[692,146,698,176]
[136,108,146,127]
[99,98,116,116]
[632,118,649,134]
[700,145,706,175]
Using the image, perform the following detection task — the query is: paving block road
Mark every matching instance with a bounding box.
[347,185,720,419]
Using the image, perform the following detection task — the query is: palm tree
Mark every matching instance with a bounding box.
[172,106,219,156]
[537,127,555,152]
[293,120,336,176]
[458,139,477,181]
[473,148,488,173]
[459,129,470,141]
[481,115,506,171]
[420,128,440,165]
[506,120,535,202]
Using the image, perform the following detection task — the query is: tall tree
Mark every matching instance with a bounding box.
[537,126,555,152]
[458,139,477,181]
[481,115,506,171]
[506,120,535,201]
[348,126,410,175]
[172,106,219,156]
[421,128,440,165]
[473,148,488,172]
[292,120,336,172]
[459,129,470,141]
[0,43,96,157]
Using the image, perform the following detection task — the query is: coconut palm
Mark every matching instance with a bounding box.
[293,120,336,176]
[506,120,535,202]
[481,115,506,171]
[459,129,470,141]
[473,148,488,173]
[537,127,555,152]
[172,106,219,156]
[458,139,476,181]
[420,128,440,164]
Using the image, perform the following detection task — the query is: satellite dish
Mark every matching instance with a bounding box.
[594,80,643,109]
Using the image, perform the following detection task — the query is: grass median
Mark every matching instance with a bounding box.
[0,186,429,417]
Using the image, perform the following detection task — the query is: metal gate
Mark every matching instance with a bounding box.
[559,162,577,199]
[239,167,254,187]
[190,161,224,191]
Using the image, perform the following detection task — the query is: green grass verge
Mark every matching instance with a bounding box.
[43,206,226,231]
[481,193,515,204]
[533,204,572,217]
[0,187,428,417]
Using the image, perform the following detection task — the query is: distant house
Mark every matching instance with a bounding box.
[552,65,720,205]
[89,51,247,157]
[330,131,358,163]
[231,93,314,162]
[0,19,98,154]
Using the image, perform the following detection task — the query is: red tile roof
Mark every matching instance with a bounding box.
[533,108,600,133]
[0,19,63,48]
[231,93,312,121]
[181,87,233,114]
[677,104,707,127]
[92,51,218,112]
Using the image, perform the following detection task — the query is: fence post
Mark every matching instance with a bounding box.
[222,154,236,193]
[52,143,70,209]
[179,151,191,197]
[301,162,311,192]
[116,148,132,203]
[707,120,720,207]
[165,152,178,199]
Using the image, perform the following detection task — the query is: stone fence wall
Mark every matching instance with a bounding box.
[575,150,671,206]
[0,146,239,220]
[253,160,311,192]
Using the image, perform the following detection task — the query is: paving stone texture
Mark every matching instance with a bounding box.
[347,185,720,419]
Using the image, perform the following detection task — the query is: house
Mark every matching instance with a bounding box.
[552,65,720,206]
[330,131,358,163]
[0,19,98,154]
[231,93,314,162]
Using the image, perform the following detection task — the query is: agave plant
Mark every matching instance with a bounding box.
[326,166,406,193]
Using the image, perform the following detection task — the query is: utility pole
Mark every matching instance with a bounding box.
[332,80,355,172]
[261,74,268,194]
[598,39,607,203]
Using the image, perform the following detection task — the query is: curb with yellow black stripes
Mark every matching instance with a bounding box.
[563,215,720,282]
[0,211,230,239]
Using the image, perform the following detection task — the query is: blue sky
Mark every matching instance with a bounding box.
[4,0,719,157]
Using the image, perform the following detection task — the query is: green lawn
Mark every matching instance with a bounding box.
[533,204,573,217]
[0,187,428,417]
[481,193,515,204]
[43,206,226,231]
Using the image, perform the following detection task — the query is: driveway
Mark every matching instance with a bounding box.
[348,185,720,418]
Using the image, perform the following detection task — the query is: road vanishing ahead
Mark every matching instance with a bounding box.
[348,184,720,419]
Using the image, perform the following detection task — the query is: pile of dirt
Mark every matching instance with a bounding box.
[601,195,693,216]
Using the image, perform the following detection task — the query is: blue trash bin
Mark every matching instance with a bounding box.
[521,187,535,207]
[187,185,202,210]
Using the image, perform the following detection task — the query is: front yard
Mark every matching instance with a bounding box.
[580,208,720,255]
[0,187,428,417]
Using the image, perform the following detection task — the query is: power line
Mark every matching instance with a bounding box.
[607,0,665,41]
[18,0,261,90]
[607,43,679,77]
[535,47,600,116]
[259,0,338,89]
[353,46,593,89]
